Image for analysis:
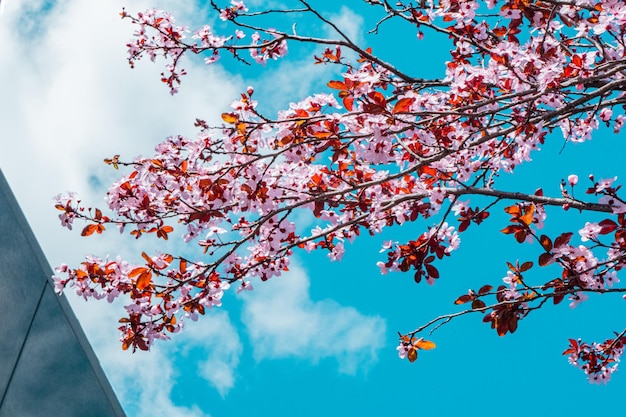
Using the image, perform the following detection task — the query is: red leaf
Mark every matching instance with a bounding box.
[553,293,565,305]
[472,299,486,309]
[459,220,470,232]
[599,219,618,234]
[425,264,439,279]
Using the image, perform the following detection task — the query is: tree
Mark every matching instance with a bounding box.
[53,0,626,384]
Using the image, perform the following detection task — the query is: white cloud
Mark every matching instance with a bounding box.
[1,1,383,415]
[177,313,242,397]
[241,264,386,374]
[327,6,365,46]
[0,0,243,415]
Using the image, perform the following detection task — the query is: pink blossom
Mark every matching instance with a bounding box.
[500,8,521,20]
[569,292,588,308]
[596,177,617,192]
[600,108,613,122]
[579,222,601,242]
[396,341,410,359]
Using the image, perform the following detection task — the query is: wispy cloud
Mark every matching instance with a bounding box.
[177,312,243,397]
[0,0,243,414]
[1,0,383,414]
[327,6,365,46]
[241,264,386,374]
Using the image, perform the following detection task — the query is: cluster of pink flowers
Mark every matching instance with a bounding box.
[56,0,626,377]
[564,335,626,384]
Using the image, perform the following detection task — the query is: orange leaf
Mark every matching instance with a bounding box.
[415,339,436,350]
[327,80,348,90]
[221,113,238,124]
[128,267,149,278]
[504,205,521,216]
[136,269,153,291]
[408,348,418,362]
[519,205,535,226]
[141,252,153,265]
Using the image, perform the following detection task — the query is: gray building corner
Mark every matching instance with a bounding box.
[0,169,126,417]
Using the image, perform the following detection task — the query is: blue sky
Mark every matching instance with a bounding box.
[1,1,625,416]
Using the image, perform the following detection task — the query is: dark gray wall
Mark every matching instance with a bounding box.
[0,169,126,416]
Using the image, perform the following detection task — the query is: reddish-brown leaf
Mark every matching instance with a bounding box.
[81,224,98,237]
[425,264,439,279]
[520,261,533,272]
[478,285,493,295]
[515,230,528,243]
[554,232,573,247]
[539,234,552,251]
[538,252,553,267]
[455,294,473,304]
[501,225,523,235]
[508,317,518,333]
[553,293,565,305]
[599,219,618,234]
